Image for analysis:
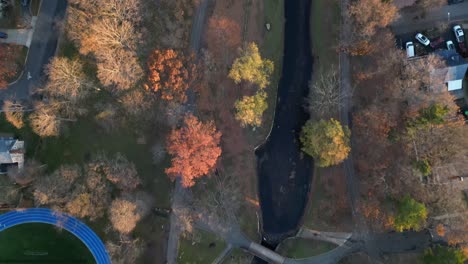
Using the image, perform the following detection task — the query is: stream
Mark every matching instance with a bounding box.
[256,0,313,248]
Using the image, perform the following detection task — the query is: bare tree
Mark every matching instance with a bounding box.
[33,165,81,206]
[43,57,92,103]
[308,68,349,118]
[0,176,20,206]
[109,194,151,234]
[89,152,140,192]
[67,0,143,91]
[2,100,27,129]
[29,102,73,137]
[106,237,143,264]
[8,159,43,186]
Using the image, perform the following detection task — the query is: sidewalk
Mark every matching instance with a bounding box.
[0,17,37,47]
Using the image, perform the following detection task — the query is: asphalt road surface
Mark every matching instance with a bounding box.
[0,0,67,100]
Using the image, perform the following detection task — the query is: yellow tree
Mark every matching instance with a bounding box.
[234,91,268,127]
[228,42,274,89]
[300,118,351,167]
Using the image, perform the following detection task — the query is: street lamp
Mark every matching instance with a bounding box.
[448,12,450,23]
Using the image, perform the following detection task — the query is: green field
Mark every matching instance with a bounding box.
[177,229,227,264]
[277,237,335,259]
[0,223,95,263]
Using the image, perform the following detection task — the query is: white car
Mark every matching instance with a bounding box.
[406,42,415,58]
[415,33,430,46]
[453,25,465,43]
[446,40,455,50]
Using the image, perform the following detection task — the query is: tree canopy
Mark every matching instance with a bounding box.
[146,49,197,103]
[234,91,268,127]
[349,0,399,37]
[394,195,427,232]
[228,42,274,89]
[300,118,351,167]
[166,114,222,187]
[423,245,466,264]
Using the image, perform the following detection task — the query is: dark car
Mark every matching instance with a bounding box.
[0,32,8,39]
[448,0,464,4]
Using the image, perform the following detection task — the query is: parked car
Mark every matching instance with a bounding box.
[0,32,7,39]
[446,40,455,50]
[453,25,465,43]
[430,37,445,49]
[406,42,415,58]
[415,33,430,46]
[449,0,464,4]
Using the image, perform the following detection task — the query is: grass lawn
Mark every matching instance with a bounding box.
[30,0,41,16]
[301,167,324,230]
[310,0,340,72]
[177,229,227,264]
[221,248,253,263]
[0,223,95,263]
[251,0,284,145]
[277,237,335,259]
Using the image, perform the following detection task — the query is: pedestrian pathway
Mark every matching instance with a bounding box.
[0,208,111,264]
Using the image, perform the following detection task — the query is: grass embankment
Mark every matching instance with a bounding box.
[254,0,284,145]
[277,238,335,259]
[0,223,95,263]
[30,0,41,16]
[177,229,227,264]
[301,0,343,229]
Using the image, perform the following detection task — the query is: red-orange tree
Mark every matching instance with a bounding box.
[205,16,241,56]
[0,44,20,88]
[166,114,222,187]
[146,49,196,103]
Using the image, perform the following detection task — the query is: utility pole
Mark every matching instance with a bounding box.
[448,12,451,24]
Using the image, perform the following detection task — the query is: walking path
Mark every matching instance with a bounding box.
[0,208,111,264]
[165,1,210,263]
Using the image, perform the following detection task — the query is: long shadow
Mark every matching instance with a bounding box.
[256,0,313,248]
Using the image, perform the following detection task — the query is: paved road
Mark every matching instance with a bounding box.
[0,208,111,264]
[392,2,468,34]
[0,0,67,99]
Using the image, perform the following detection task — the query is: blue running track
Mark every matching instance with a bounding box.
[0,208,111,264]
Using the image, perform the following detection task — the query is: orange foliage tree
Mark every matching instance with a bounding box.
[146,49,197,103]
[205,16,241,56]
[166,114,222,187]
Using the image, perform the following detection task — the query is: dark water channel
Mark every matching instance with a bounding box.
[256,0,313,250]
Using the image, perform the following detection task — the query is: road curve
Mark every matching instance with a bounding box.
[0,208,111,264]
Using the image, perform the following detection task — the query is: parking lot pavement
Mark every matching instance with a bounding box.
[392,1,468,35]
[395,25,461,54]
[0,17,37,47]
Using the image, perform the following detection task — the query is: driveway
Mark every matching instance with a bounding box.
[0,0,67,100]
[0,17,37,47]
[392,2,468,35]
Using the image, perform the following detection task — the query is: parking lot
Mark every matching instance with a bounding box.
[396,22,468,58]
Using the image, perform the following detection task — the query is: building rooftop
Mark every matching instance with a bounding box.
[0,137,24,171]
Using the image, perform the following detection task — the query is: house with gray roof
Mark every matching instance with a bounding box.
[431,50,468,100]
[0,137,24,174]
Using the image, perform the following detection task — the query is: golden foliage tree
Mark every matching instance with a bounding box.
[300,118,351,167]
[228,42,274,89]
[166,114,222,187]
[234,91,268,127]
